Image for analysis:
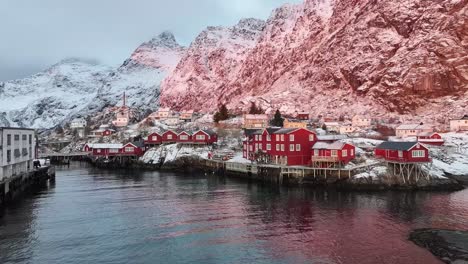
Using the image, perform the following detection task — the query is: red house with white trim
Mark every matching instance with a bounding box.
[162,130,178,143]
[177,131,192,144]
[417,132,444,146]
[375,142,431,163]
[243,127,317,166]
[90,142,144,157]
[192,130,218,145]
[144,132,163,149]
[311,142,356,167]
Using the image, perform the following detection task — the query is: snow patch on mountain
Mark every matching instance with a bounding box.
[0,32,185,129]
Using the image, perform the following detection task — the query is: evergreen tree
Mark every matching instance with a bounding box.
[219,104,229,120]
[213,112,221,123]
[249,102,265,114]
[271,109,284,127]
[213,104,229,123]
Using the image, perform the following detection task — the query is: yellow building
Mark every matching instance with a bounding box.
[283,119,307,129]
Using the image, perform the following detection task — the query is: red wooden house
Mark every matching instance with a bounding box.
[192,130,218,145]
[162,130,178,143]
[144,132,163,149]
[417,132,444,146]
[120,142,145,157]
[83,143,95,152]
[91,143,124,156]
[311,142,356,167]
[243,128,317,166]
[296,112,310,120]
[177,131,192,144]
[375,142,431,163]
[90,142,144,157]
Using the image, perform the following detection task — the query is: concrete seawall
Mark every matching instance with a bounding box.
[0,166,56,208]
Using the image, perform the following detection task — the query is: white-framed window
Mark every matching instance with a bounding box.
[267,144,271,151]
[196,135,206,140]
[309,134,315,141]
[255,135,258,141]
[97,149,101,153]
[296,144,301,151]
[343,150,348,157]
[281,135,285,141]
[331,150,338,157]
[281,144,285,151]
[180,135,189,140]
[276,144,280,151]
[290,135,295,141]
[109,148,119,153]
[255,143,259,151]
[412,150,425,158]
[314,149,319,156]
[152,136,158,141]
[125,147,133,152]
[267,135,271,141]
[290,144,295,151]
[167,134,173,139]
[398,151,403,158]
[249,145,253,152]
[351,149,354,156]
[276,135,280,141]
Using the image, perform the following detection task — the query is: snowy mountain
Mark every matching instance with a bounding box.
[0,59,111,128]
[160,18,266,109]
[0,32,185,129]
[161,0,468,122]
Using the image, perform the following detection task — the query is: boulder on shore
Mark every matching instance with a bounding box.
[409,228,468,263]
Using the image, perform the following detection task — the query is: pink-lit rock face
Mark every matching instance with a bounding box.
[160,0,468,120]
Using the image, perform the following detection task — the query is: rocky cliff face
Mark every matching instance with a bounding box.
[160,18,266,109]
[0,32,185,129]
[161,0,468,120]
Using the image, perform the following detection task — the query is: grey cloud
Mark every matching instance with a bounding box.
[0,0,301,81]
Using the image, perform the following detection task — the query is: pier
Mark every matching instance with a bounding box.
[203,159,383,185]
[0,166,56,208]
[39,151,90,164]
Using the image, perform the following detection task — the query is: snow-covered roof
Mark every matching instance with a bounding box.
[397,123,432,130]
[417,132,439,137]
[92,143,123,149]
[317,134,348,141]
[158,107,171,112]
[312,142,347,150]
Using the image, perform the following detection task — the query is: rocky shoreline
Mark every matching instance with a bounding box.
[410,229,468,263]
[89,157,465,192]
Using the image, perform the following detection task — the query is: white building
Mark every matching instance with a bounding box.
[180,110,194,122]
[243,114,269,129]
[396,123,433,138]
[152,108,172,120]
[450,115,468,132]
[0,128,36,181]
[339,124,357,134]
[323,122,341,133]
[70,118,87,138]
[352,115,372,128]
[70,118,87,129]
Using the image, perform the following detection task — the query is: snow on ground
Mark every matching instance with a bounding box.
[141,144,212,164]
[226,153,251,164]
[354,165,388,179]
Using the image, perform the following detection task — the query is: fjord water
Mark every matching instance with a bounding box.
[1,164,468,264]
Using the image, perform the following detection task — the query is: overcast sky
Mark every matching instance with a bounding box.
[0,0,301,81]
